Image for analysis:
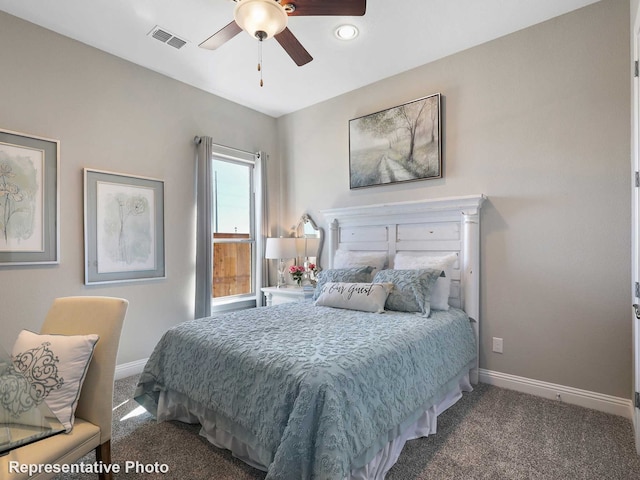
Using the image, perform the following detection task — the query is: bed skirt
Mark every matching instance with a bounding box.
[155,371,473,480]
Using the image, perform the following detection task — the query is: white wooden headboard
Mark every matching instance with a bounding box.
[321,195,486,383]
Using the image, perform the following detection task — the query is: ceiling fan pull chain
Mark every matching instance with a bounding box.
[258,38,264,87]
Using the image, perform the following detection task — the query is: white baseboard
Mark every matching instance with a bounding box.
[479,368,633,419]
[115,358,148,380]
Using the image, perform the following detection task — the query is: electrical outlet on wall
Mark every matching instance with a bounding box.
[492,337,503,354]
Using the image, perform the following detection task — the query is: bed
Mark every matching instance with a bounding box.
[134,195,486,479]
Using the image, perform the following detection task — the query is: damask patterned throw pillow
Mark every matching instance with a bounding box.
[0,363,41,420]
[11,330,99,432]
[393,252,458,311]
[373,268,442,317]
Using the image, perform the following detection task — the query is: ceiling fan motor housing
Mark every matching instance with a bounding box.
[200,0,365,66]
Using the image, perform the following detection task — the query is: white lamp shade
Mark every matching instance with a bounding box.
[265,237,297,259]
[234,0,288,40]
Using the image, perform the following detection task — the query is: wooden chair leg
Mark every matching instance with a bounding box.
[96,441,112,480]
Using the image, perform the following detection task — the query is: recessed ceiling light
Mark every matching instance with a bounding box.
[334,24,359,41]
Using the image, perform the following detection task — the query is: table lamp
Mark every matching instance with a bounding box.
[265,237,298,288]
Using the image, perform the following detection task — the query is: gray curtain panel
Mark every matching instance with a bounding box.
[194,136,213,319]
[255,151,268,306]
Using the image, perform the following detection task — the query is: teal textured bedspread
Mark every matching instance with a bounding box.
[134,303,476,479]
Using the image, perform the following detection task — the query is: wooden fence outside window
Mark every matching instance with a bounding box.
[212,233,252,298]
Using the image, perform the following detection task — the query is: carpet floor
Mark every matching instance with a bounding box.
[54,375,640,479]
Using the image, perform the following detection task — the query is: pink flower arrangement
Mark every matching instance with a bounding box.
[289,265,306,285]
[288,263,319,286]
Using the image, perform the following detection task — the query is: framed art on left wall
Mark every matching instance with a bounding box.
[0,129,59,265]
[84,168,165,284]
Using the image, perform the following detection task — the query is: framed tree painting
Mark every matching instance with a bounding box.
[0,129,59,265]
[349,93,442,189]
[84,169,165,284]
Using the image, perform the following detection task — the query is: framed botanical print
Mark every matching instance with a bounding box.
[84,168,165,284]
[0,129,59,265]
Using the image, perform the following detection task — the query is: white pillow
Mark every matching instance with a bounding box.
[393,252,458,310]
[333,249,387,274]
[12,330,99,432]
[314,282,393,313]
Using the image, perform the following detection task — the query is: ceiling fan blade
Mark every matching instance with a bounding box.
[199,21,242,50]
[284,0,366,16]
[275,28,313,66]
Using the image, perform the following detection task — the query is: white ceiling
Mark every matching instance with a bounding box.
[0,0,600,118]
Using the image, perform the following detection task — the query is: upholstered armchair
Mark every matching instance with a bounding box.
[1,296,128,480]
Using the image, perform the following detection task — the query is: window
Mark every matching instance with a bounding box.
[194,137,266,318]
[211,157,255,302]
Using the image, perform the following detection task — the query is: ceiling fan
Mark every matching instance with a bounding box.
[199,0,367,67]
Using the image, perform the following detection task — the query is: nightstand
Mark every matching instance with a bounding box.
[261,286,314,306]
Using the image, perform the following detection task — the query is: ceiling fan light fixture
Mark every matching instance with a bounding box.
[234,0,288,41]
[334,24,359,41]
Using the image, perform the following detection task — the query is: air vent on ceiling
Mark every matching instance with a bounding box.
[148,26,187,50]
[167,36,187,49]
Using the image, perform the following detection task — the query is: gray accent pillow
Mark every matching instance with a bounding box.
[313,266,375,300]
[393,253,457,310]
[373,268,442,316]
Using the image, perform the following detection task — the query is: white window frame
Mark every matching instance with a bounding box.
[195,136,266,318]
[211,153,257,312]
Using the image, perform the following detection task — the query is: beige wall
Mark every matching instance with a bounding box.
[0,11,280,364]
[278,0,632,398]
[0,1,633,400]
